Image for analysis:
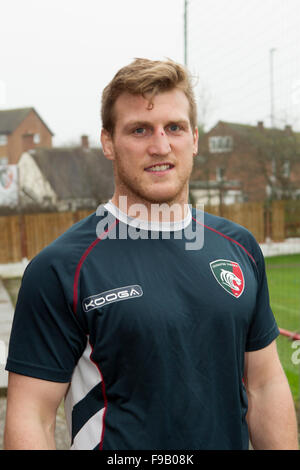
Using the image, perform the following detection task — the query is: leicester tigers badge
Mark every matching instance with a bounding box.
[210,259,245,298]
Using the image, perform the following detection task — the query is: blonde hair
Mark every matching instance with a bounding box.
[101,58,197,135]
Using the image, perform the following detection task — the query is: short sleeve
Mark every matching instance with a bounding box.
[245,244,280,352]
[5,251,87,383]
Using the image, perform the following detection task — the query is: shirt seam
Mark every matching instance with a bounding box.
[245,323,279,350]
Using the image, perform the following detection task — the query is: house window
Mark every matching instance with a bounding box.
[216,167,225,182]
[282,161,290,178]
[0,134,8,146]
[34,133,40,144]
[209,136,233,153]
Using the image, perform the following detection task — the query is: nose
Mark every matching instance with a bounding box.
[147,128,171,157]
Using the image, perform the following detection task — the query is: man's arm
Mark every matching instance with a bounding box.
[4,372,70,450]
[244,340,298,450]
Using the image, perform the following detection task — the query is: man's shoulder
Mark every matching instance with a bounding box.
[192,207,262,265]
[205,210,252,237]
[27,210,100,273]
[193,207,251,235]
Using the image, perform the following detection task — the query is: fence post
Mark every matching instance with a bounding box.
[72,211,80,225]
[18,213,28,260]
[271,200,285,241]
[264,203,271,241]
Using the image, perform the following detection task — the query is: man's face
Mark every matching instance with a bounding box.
[101,88,198,207]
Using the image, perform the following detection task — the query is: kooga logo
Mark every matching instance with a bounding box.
[82,285,143,312]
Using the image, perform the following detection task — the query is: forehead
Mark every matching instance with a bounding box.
[113,89,191,130]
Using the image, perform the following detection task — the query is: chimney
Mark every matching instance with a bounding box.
[257,121,264,131]
[81,135,89,150]
[284,125,292,135]
[22,133,34,152]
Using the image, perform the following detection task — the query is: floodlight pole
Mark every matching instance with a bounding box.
[184,0,188,66]
[269,48,277,198]
[270,48,276,129]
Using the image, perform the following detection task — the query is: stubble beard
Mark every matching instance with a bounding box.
[112,149,193,208]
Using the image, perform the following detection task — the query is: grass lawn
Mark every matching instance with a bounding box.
[265,253,300,404]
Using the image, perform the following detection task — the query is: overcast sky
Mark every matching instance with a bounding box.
[1,0,300,147]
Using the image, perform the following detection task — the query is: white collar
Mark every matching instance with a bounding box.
[103,200,192,232]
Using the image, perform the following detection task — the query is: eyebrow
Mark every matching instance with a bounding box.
[123,121,151,131]
[123,119,190,131]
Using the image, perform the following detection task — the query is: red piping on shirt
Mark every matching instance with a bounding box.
[72,218,119,450]
[73,219,119,314]
[192,216,257,265]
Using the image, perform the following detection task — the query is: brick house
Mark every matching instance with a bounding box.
[190,121,300,205]
[0,107,53,165]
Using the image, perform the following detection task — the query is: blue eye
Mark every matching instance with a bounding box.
[134,128,146,135]
[169,124,180,132]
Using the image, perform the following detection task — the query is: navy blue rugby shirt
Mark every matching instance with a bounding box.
[6,202,279,450]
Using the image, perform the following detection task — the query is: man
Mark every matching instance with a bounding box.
[4,58,298,450]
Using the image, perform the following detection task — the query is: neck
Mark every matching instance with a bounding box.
[110,191,190,223]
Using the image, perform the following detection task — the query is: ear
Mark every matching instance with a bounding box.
[192,127,199,157]
[101,129,115,161]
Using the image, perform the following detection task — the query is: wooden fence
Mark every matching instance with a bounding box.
[0,210,92,264]
[205,202,265,243]
[0,201,298,264]
[284,200,300,238]
[205,200,299,243]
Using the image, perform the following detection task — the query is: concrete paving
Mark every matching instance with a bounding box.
[0,278,14,388]
[0,258,28,279]
[260,237,300,257]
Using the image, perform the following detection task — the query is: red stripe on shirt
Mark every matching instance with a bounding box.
[192,216,257,265]
[73,219,119,314]
[72,219,118,450]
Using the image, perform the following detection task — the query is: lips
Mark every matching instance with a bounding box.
[144,163,174,172]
